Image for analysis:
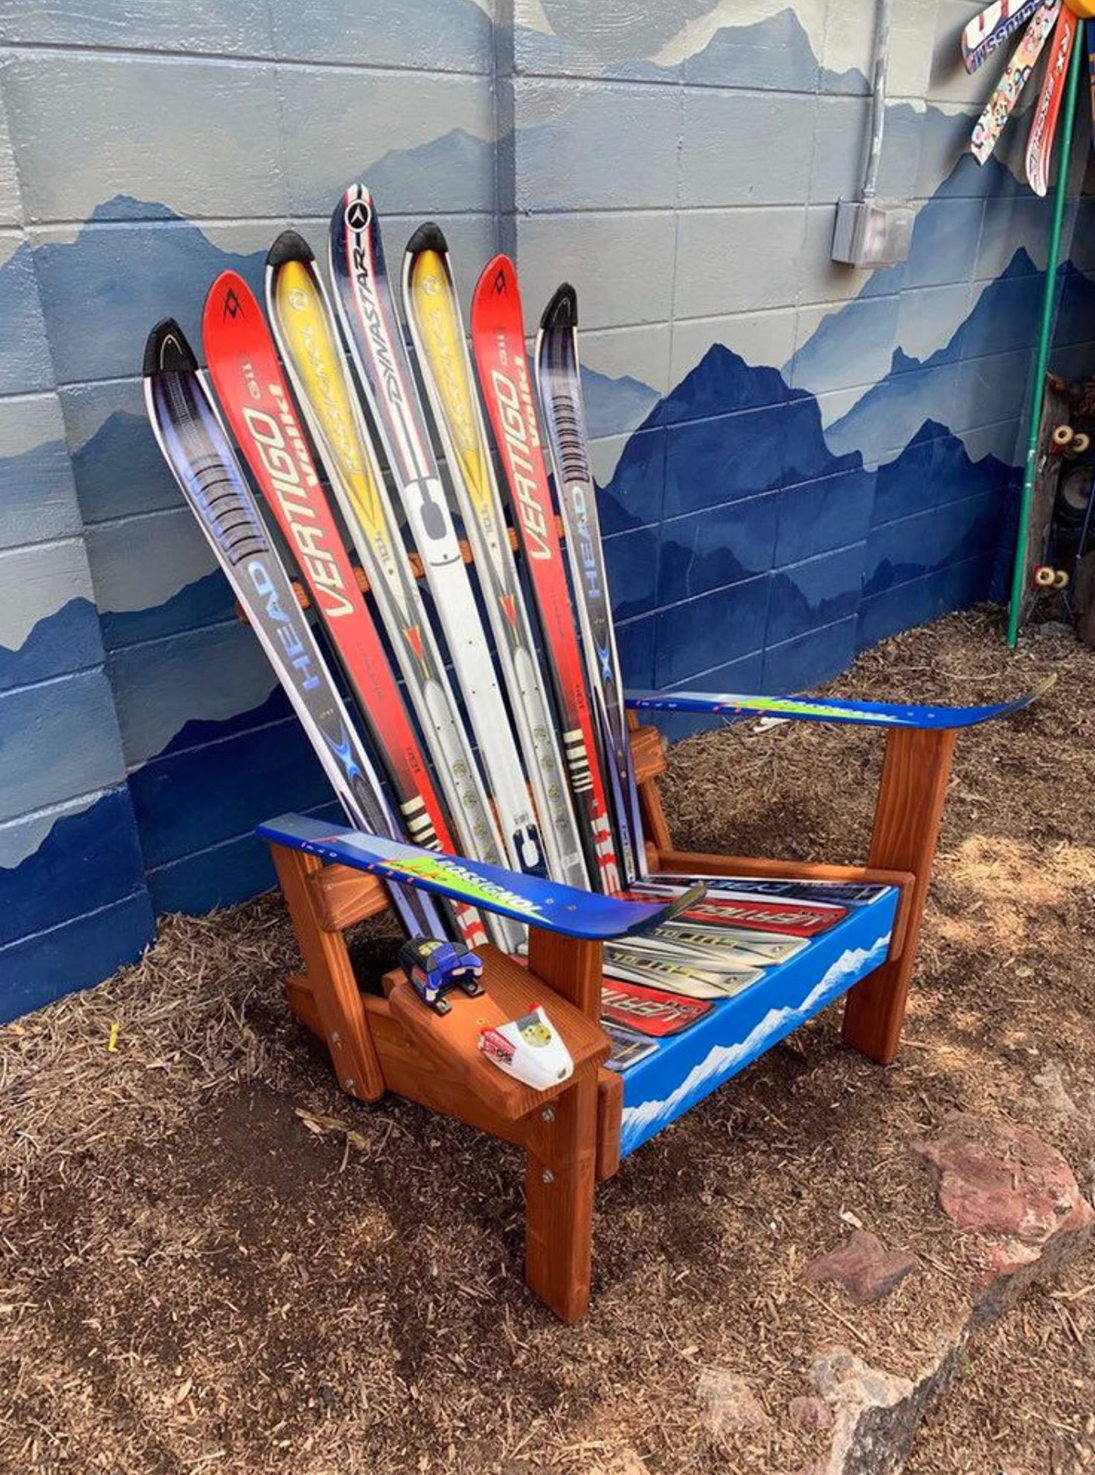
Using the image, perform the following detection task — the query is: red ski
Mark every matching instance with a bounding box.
[1026,2,1077,196]
[647,894,847,937]
[601,979,711,1038]
[470,256,621,895]
[201,272,486,948]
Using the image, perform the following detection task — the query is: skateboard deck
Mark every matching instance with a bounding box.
[1020,374,1078,631]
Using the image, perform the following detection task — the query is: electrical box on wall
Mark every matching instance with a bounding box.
[831,198,914,267]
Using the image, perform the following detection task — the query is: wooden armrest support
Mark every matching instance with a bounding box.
[387,943,610,1123]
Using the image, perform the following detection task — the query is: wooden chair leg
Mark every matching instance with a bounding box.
[842,726,958,1064]
[269,843,386,1102]
[524,1070,599,1322]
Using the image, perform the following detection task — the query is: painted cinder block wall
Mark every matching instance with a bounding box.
[0,0,1090,1020]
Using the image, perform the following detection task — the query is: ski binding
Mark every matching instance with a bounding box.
[399,938,484,1016]
[478,1005,574,1090]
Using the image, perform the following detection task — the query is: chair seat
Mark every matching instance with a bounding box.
[614,885,901,1157]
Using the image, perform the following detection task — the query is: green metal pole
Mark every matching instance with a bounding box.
[1007,14,1086,648]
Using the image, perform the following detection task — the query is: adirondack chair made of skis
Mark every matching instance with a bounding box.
[175,212,1035,1324]
[261,583,1021,1322]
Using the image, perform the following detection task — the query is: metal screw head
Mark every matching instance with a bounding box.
[541,1107,555,1123]
[541,1169,554,1184]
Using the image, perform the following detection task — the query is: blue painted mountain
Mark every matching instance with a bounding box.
[0,597,103,693]
[72,408,183,525]
[513,7,866,92]
[99,571,234,653]
[582,364,662,440]
[823,252,1054,464]
[129,707,330,873]
[0,436,81,551]
[362,128,496,216]
[0,890,155,1024]
[602,341,861,532]
[0,241,53,395]
[27,197,267,384]
[0,786,147,948]
[595,339,1008,699]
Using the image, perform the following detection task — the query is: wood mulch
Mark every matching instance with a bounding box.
[1,606,1092,1475]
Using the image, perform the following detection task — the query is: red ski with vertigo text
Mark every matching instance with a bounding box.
[470,256,622,895]
[200,273,487,950]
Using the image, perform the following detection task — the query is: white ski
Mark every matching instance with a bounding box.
[328,183,547,883]
[402,223,589,891]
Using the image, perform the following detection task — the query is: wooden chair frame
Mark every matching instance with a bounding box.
[267,715,953,1321]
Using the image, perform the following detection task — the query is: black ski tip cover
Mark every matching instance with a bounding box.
[143,318,197,377]
[540,282,578,332]
[405,221,449,257]
[266,229,315,269]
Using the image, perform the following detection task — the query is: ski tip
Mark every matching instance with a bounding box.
[335,181,375,235]
[203,269,257,326]
[143,319,197,378]
[405,221,449,257]
[540,283,578,332]
[266,230,314,269]
[473,253,516,303]
[659,880,708,928]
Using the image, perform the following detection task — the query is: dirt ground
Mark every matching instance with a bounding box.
[2,606,1094,1475]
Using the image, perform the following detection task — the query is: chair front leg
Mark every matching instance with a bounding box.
[842,726,958,1063]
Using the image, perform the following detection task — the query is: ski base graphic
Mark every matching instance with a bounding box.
[625,680,1054,729]
[258,814,706,940]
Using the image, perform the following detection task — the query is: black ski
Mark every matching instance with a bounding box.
[535,284,647,884]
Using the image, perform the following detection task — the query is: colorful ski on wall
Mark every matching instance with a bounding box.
[971,0,1060,163]
[963,0,1044,71]
[1025,1,1078,195]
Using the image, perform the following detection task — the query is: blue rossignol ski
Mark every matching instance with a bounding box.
[259,813,706,940]
[142,318,449,941]
[625,678,1055,729]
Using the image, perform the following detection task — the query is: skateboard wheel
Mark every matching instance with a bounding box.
[1033,564,1057,588]
[1070,432,1090,456]
[1054,568,1071,590]
[1052,424,1074,453]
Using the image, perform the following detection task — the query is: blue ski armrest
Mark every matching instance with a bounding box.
[624,676,1054,731]
[257,812,703,942]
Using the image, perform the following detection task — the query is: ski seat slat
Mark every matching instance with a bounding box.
[617,888,901,1157]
